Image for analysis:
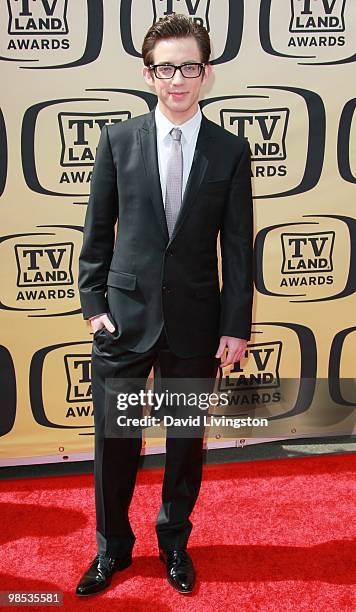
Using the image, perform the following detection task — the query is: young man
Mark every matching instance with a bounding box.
[76,14,253,596]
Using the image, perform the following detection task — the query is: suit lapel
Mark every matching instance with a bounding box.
[139,111,169,242]
[139,111,214,245]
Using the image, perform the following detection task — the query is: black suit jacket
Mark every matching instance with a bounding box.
[78,109,253,357]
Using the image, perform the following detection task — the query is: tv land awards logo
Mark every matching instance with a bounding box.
[1,0,103,68]
[201,87,325,198]
[15,242,74,288]
[8,0,69,35]
[219,341,282,407]
[289,0,346,33]
[21,90,156,198]
[220,107,289,178]
[218,323,317,421]
[0,227,83,316]
[64,353,92,408]
[254,215,356,302]
[281,231,334,277]
[58,111,131,177]
[259,0,355,65]
[120,0,244,64]
[30,342,94,429]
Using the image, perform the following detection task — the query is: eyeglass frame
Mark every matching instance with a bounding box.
[148,62,206,79]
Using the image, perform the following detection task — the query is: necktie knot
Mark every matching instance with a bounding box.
[170,127,182,142]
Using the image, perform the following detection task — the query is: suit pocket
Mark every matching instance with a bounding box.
[107,269,137,291]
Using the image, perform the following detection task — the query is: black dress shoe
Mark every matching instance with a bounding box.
[159,549,196,594]
[75,552,132,596]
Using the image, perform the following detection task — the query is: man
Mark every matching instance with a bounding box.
[76,14,253,596]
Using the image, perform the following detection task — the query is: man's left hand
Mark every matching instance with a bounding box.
[215,336,247,367]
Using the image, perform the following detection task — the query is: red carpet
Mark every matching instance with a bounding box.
[0,453,355,611]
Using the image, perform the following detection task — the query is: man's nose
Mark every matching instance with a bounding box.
[171,68,185,85]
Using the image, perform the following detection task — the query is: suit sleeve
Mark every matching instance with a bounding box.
[219,139,254,340]
[78,125,118,319]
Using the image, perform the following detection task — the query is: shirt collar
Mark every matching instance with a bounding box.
[155,104,202,144]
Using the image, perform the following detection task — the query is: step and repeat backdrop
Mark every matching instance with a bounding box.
[0,1,355,466]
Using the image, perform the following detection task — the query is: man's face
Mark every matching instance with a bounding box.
[143,36,211,122]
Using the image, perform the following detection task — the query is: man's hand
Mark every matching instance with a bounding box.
[89,313,115,334]
[215,336,247,367]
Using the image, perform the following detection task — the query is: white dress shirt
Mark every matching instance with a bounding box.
[155,104,202,205]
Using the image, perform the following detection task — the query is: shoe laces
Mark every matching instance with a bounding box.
[95,553,113,571]
[168,550,189,566]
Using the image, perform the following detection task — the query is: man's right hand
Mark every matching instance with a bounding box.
[89,313,115,334]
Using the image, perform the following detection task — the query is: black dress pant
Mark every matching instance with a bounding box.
[91,322,219,558]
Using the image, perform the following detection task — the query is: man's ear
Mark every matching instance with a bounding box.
[143,65,154,87]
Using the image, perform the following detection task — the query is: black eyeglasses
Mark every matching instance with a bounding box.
[149,62,205,79]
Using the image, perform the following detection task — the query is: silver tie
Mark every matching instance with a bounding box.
[165,127,183,238]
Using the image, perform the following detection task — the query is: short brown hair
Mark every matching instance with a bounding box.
[142,14,211,67]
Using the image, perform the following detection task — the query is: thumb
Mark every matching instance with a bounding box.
[215,337,226,358]
[104,314,116,333]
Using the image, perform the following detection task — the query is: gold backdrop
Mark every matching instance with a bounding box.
[0,1,355,466]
